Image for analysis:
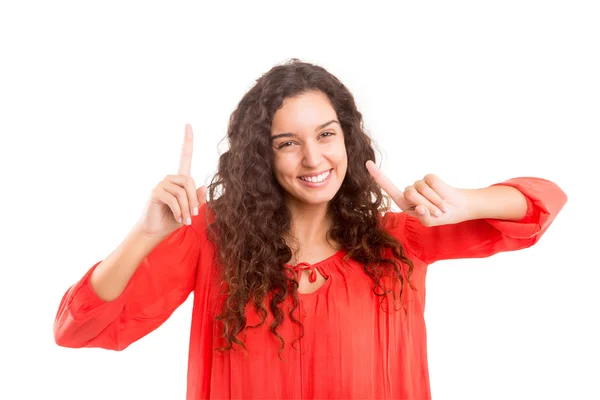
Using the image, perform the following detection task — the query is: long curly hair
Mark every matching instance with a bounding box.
[205,58,417,360]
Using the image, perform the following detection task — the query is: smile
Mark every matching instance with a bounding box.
[297,169,333,187]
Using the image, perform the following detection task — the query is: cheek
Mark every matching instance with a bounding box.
[336,148,348,168]
[273,157,294,180]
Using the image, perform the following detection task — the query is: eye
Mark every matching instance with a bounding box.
[276,132,335,149]
[277,141,294,149]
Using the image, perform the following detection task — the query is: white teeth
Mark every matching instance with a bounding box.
[300,169,331,183]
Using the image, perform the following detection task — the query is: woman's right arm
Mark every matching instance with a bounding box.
[53,213,206,351]
[89,224,173,303]
[54,124,209,351]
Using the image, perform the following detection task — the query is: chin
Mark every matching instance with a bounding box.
[299,195,333,205]
[288,183,340,205]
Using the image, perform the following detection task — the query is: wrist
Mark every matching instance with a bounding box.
[130,222,172,247]
[458,188,483,222]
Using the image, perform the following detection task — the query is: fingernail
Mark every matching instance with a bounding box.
[186,217,192,225]
[442,204,448,213]
[434,210,442,217]
[193,207,198,216]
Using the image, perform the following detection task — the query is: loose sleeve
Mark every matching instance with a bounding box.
[53,204,210,351]
[384,177,567,265]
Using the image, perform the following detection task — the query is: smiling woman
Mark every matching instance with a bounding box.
[53,58,567,399]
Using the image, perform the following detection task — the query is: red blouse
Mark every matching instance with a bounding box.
[53,177,567,399]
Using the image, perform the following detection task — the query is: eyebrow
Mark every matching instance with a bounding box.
[271,119,339,141]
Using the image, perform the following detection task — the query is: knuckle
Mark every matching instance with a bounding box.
[176,187,187,199]
[414,180,426,190]
[424,174,437,184]
[407,194,419,204]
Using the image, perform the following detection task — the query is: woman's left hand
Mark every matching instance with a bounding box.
[365,160,468,227]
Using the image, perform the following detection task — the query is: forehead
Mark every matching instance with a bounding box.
[271,91,337,133]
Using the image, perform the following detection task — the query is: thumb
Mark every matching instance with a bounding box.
[196,186,207,205]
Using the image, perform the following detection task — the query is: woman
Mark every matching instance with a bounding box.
[53,59,567,399]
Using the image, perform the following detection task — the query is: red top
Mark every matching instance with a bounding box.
[53,177,567,399]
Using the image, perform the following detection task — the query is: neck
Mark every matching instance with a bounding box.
[284,199,333,250]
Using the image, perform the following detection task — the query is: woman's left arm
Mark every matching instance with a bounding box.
[366,161,568,264]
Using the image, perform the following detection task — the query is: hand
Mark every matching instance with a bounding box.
[136,124,207,238]
[365,160,468,227]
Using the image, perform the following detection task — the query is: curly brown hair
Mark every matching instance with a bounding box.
[204,58,417,360]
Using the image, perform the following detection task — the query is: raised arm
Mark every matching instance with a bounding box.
[53,124,210,350]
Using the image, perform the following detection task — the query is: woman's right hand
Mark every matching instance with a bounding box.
[137,124,207,238]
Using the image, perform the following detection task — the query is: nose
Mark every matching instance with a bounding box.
[301,141,323,168]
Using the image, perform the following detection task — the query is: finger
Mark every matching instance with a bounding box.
[365,160,406,205]
[423,174,452,208]
[416,205,429,216]
[404,186,443,217]
[162,180,192,225]
[153,187,183,224]
[165,174,200,216]
[414,180,446,214]
[178,124,194,176]
[196,186,207,207]
[414,205,438,227]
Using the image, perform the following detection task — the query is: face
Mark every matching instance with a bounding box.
[270,90,348,207]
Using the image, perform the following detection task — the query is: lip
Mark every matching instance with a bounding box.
[298,168,333,178]
[297,168,333,188]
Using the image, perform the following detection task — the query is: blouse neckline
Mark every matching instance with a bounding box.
[285,249,347,295]
[284,248,346,269]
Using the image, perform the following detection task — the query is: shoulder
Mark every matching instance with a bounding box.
[379,210,407,234]
[378,210,425,262]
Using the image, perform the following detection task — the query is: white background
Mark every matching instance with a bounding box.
[1,1,598,399]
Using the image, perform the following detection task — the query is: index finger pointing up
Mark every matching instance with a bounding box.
[178,123,194,176]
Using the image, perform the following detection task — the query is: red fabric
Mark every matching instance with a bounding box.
[53,177,567,399]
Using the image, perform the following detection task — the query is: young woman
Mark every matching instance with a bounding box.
[53,59,567,399]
